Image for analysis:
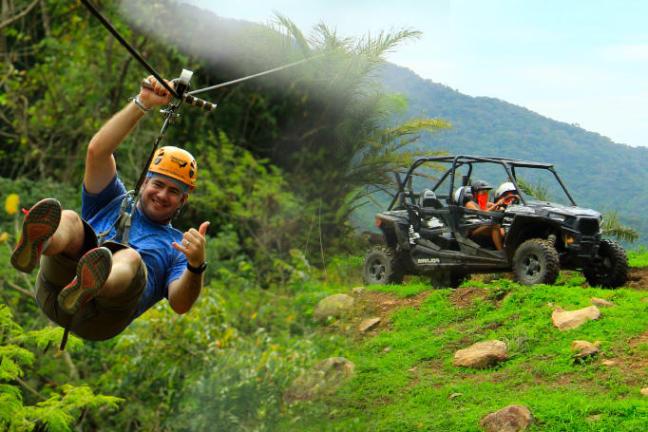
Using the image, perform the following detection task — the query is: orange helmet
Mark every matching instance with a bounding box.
[148,146,197,190]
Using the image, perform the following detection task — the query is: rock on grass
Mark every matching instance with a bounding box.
[552,306,600,331]
[313,294,355,321]
[453,340,508,369]
[480,405,533,432]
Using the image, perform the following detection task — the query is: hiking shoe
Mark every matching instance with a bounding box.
[11,198,62,273]
[57,247,112,315]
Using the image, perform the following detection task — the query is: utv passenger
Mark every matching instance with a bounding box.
[460,180,504,250]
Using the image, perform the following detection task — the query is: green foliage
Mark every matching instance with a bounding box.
[367,280,431,298]
[186,131,306,269]
[260,19,449,241]
[0,177,79,231]
[1,0,198,185]
[324,255,364,286]
[83,277,319,431]
[0,306,121,431]
[516,177,550,202]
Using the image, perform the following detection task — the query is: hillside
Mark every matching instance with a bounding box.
[281,259,648,431]
[375,63,648,242]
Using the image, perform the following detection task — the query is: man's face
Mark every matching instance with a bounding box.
[501,191,520,205]
[139,175,188,223]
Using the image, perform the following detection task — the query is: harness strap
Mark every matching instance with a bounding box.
[96,191,135,246]
[114,193,135,244]
[60,322,72,351]
[55,296,82,351]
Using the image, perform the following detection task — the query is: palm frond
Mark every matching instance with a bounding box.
[602,212,639,243]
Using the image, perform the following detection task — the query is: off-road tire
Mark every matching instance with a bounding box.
[583,239,628,288]
[363,246,405,285]
[512,238,560,285]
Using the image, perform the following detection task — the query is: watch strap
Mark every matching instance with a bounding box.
[186,261,207,274]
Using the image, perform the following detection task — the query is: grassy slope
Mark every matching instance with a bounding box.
[286,259,648,431]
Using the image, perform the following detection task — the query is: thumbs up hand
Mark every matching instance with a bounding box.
[172,221,210,267]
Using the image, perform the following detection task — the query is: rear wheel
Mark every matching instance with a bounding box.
[512,239,560,285]
[363,246,405,285]
[584,239,628,288]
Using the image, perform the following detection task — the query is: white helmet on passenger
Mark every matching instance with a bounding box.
[495,182,517,201]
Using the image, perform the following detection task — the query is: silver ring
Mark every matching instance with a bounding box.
[184,240,190,246]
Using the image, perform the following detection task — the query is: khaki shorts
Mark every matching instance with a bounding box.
[35,220,146,341]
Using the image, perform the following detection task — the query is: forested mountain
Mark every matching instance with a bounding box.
[376,63,648,242]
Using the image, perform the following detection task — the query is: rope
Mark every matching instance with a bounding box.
[80,0,178,98]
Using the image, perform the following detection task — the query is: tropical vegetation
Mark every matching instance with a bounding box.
[1,1,645,431]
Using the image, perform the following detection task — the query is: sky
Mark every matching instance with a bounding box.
[183,0,648,147]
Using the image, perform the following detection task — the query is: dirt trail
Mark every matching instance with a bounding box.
[626,268,648,290]
[361,290,431,317]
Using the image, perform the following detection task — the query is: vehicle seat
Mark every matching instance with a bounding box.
[419,189,443,209]
[454,186,473,206]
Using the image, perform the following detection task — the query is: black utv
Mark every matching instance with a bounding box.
[363,155,628,288]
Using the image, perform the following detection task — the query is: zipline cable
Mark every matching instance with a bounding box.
[188,55,323,95]
[81,0,322,100]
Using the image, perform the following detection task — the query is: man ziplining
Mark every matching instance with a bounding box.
[11,76,209,346]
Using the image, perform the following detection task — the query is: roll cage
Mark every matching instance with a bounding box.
[388,155,577,211]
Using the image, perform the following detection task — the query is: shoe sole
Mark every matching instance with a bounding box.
[11,198,62,273]
[58,247,112,315]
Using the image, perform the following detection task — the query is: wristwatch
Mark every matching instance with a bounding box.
[186,261,208,274]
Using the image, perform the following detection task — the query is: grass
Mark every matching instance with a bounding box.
[282,271,648,431]
[364,279,431,298]
[628,247,648,268]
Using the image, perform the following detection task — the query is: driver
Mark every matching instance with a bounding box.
[494,182,520,208]
[462,180,504,250]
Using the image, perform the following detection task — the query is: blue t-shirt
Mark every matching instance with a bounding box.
[81,176,187,317]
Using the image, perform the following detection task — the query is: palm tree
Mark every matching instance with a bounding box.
[258,16,450,238]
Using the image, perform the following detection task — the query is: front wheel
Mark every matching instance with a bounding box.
[583,239,628,288]
[363,246,405,285]
[512,239,560,285]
